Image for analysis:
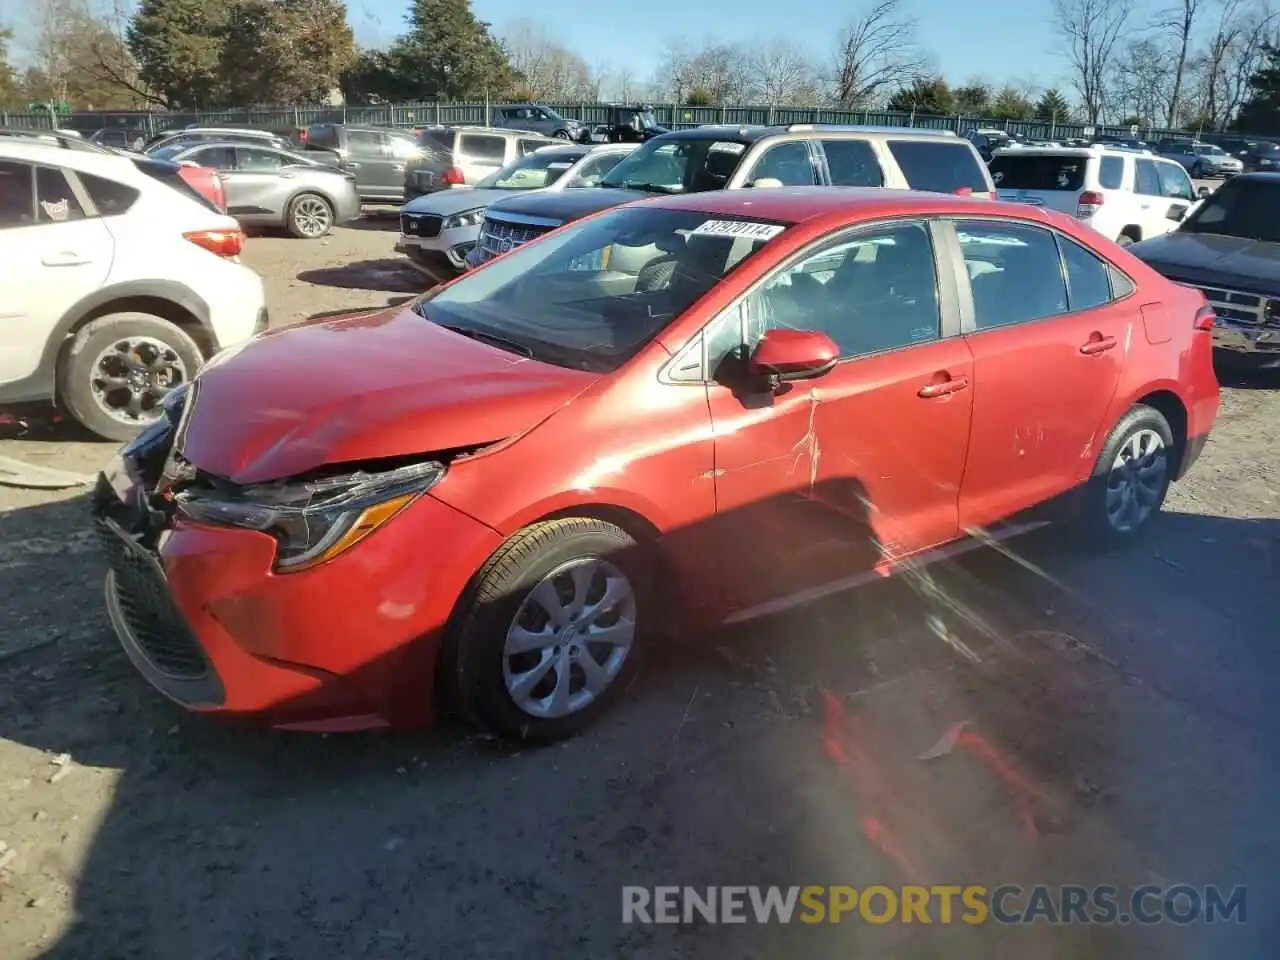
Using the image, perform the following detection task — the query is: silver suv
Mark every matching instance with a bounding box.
[403,125,560,199]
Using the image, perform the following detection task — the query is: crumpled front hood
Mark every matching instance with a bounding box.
[1129,232,1280,293]
[177,304,597,485]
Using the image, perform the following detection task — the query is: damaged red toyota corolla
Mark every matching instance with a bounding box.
[91,188,1220,741]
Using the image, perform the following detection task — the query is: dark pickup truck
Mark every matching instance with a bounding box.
[1129,173,1280,370]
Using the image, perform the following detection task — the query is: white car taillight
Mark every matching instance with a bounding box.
[1076,190,1105,219]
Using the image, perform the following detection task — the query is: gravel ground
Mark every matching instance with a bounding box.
[2,205,1279,959]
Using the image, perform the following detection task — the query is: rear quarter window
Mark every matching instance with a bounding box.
[887,140,991,193]
[989,155,1087,191]
[78,172,140,216]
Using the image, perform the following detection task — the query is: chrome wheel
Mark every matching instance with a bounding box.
[90,336,189,427]
[1105,428,1167,533]
[292,196,332,237]
[503,558,637,719]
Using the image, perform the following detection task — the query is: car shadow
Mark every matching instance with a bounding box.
[296,259,430,294]
[301,296,416,325]
[1214,363,1280,390]
[347,210,403,232]
[0,484,1273,958]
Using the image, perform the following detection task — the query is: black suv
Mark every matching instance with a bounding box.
[467,123,993,268]
[303,123,424,203]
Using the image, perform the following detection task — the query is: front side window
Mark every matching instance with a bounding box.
[566,151,627,188]
[1134,159,1162,196]
[476,150,581,190]
[955,220,1068,330]
[35,167,85,223]
[745,220,940,358]
[189,146,236,170]
[518,138,547,156]
[887,140,990,193]
[820,139,884,187]
[415,207,788,373]
[1155,162,1194,201]
[460,134,506,162]
[1179,178,1280,242]
[600,138,748,194]
[0,161,34,227]
[747,141,817,186]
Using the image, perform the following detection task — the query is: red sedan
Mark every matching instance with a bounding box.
[92,188,1220,741]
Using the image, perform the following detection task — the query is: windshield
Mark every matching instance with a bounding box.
[413,206,788,373]
[1254,143,1280,154]
[1179,178,1280,242]
[1194,144,1225,156]
[600,138,747,194]
[476,150,581,190]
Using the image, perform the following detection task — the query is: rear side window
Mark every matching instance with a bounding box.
[0,160,34,227]
[820,139,884,186]
[989,155,1086,191]
[36,167,85,223]
[1098,156,1124,189]
[131,158,221,213]
[345,131,385,155]
[461,134,506,162]
[518,138,546,156]
[237,147,284,172]
[956,220,1069,330]
[189,146,235,170]
[79,172,141,216]
[1060,237,1112,310]
[887,140,990,193]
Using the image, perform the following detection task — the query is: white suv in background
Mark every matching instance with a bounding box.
[988,145,1208,246]
[0,139,266,441]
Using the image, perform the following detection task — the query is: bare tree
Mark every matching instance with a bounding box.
[1114,38,1176,124]
[747,38,816,106]
[26,0,154,107]
[832,0,927,107]
[1154,0,1202,126]
[1200,0,1277,127]
[656,38,752,104]
[499,18,598,101]
[1051,0,1134,123]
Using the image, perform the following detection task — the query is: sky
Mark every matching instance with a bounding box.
[346,0,1071,93]
[0,0,1071,93]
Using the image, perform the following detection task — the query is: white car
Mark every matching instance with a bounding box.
[0,139,266,441]
[988,145,1208,246]
[395,142,636,276]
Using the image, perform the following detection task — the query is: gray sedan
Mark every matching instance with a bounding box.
[149,141,362,238]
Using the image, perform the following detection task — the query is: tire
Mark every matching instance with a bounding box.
[58,312,202,442]
[1116,232,1135,247]
[450,518,651,744]
[1190,162,1204,179]
[286,192,334,239]
[1075,404,1175,548]
[553,129,571,140]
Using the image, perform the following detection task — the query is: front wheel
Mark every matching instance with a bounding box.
[553,129,572,140]
[450,518,649,743]
[287,193,334,239]
[1076,404,1175,548]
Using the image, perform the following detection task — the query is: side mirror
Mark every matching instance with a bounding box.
[1196,186,1212,200]
[749,177,784,188]
[748,329,839,382]
[1166,203,1187,222]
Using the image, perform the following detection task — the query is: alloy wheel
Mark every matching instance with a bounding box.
[502,558,637,719]
[90,336,189,427]
[1105,428,1168,533]
[293,197,332,237]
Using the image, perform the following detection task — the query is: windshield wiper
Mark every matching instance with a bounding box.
[434,321,534,358]
[614,180,681,194]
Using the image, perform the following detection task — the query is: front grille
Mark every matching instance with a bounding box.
[1172,280,1277,328]
[477,216,554,261]
[95,520,209,679]
[401,213,442,238]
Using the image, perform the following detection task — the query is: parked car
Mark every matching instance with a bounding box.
[1129,172,1280,371]
[89,128,148,152]
[145,127,292,156]
[396,142,636,274]
[0,139,266,441]
[1239,141,1280,173]
[965,128,1025,161]
[302,123,429,204]
[490,103,589,142]
[401,125,560,200]
[988,145,1208,246]
[467,123,995,268]
[148,140,361,238]
[594,105,670,143]
[1157,140,1243,178]
[90,188,1218,740]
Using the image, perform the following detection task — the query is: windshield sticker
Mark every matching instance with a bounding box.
[691,219,785,241]
[708,141,746,155]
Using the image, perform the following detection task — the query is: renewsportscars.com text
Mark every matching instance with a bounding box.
[621,884,1247,925]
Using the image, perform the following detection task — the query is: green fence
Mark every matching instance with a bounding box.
[0,100,1186,143]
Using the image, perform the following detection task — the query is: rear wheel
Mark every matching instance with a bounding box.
[1075,404,1174,547]
[449,518,649,743]
[287,193,333,239]
[553,129,571,140]
[58,312,201,442]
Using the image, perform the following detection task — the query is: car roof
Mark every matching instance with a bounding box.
[654,123,957,145]
[0,138,153,175]
[1236,171,1280,182]
[636,186,1057,225]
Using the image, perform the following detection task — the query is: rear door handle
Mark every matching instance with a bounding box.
[42,251,91,267]
[1080,335,1118,355]
[918,375,970,398]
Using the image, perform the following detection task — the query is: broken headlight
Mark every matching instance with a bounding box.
[173,460,445,572]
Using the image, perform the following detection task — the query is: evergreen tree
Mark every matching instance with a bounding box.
[1034,88,1071,123]
[390,0,516,101]
[1234,42,1280,135]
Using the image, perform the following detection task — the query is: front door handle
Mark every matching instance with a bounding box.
[1080,334,1118,355]
[918,375,970,398]
[42,251,91,267]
